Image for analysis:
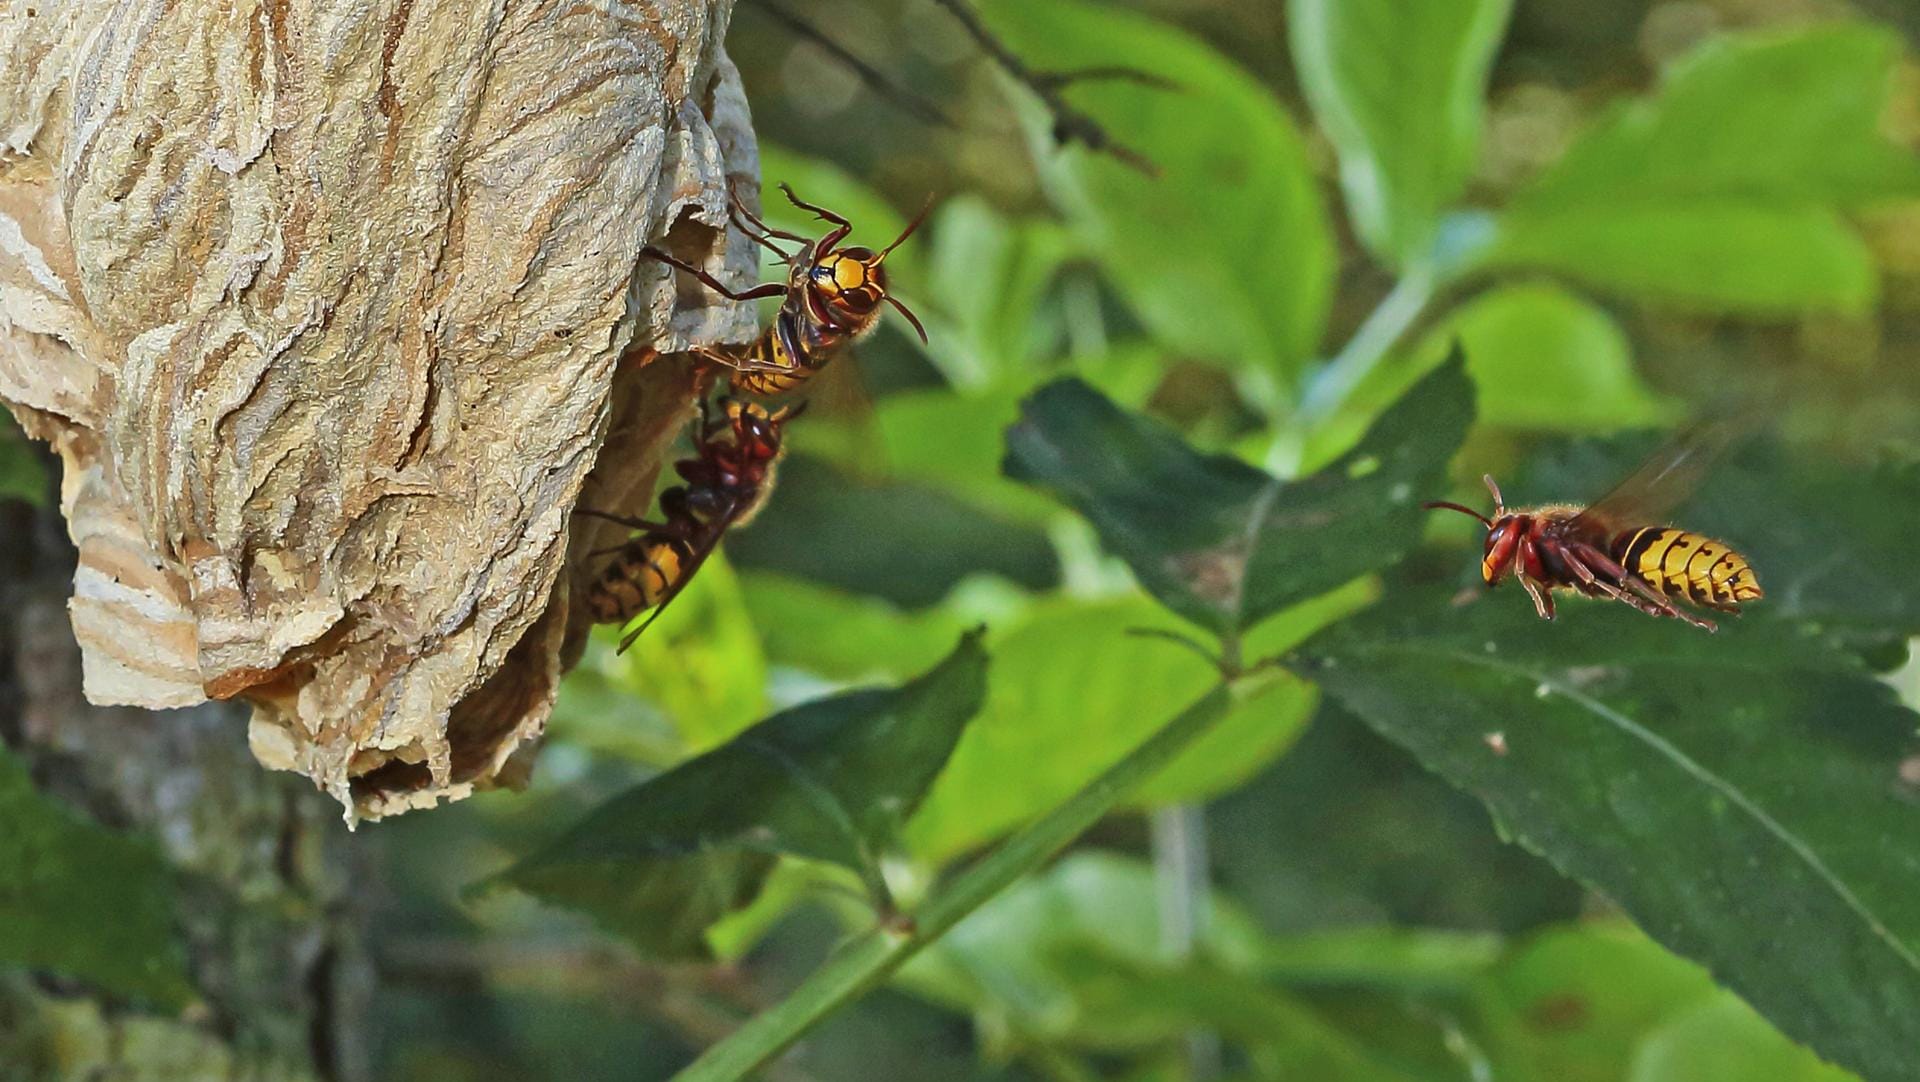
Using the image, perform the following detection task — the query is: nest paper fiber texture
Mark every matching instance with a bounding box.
[0,0,759,819]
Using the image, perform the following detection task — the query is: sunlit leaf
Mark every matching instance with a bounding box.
[601,550,768,753]
[1492,24,1920,314]
[1004,352,1473,636]
[0,746,191,1006]
[1290,0,1514,266]
[1630,994,1860,1082]
[905,592,1345,862]
[756,144,920,281]
[1295,580,1920,1081]
[919,196,1078,388]
[742,572,976,685]
[978,0,1335,375]
[490,633,989,958]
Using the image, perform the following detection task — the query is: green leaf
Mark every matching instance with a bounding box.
[1211,702,1583,935]
[0,415,47,506]
[726,455,1059,609]
[1469,924,1720,1082]
[1630,995,1861,1082]
[919,196,1078,388]
[1004,353,1473,636]
[1294,581,1920,1081]
[742,572,976,685]
[1289,0,1514,266]
[905,592,1342,862]
[1302,283,1678,471]
[0,746,192,1006]
[977,0,1335,375]
[1492,24,1920,314]
[491,632,990,958]
[755,144,920,281]
[599,549,769,754]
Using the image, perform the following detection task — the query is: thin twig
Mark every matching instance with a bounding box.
[928,0,1164,176]
[744,0,956,130]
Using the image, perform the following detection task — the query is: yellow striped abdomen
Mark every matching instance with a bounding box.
[1614,527,1763,612]
[586,539,685,624]
[729,311,849,397]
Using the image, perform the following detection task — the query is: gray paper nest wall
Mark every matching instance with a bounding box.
[0,0,757,820]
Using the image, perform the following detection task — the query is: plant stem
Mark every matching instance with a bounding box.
[1151,802,1221,1080]
[1296,269,1438,427]
[669,687,1233,1082]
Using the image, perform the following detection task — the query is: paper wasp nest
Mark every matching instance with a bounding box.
[0,0,757,819]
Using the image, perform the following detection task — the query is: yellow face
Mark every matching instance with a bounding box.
[809,246,888,316]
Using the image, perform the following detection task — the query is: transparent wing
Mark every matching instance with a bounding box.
[1568,419,1742,533]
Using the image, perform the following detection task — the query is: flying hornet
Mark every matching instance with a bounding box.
[1424,426,1763,631]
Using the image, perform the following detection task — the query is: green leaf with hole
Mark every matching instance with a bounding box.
[1466,924,1858,1082]
[489,632,989,958]
[977,0,1335,375]
[1294,580,1920,1081]
[1004,351,1472,637]
[0,746,191,1006]
[1290,0,1513,266]
[1491,24,1920,314]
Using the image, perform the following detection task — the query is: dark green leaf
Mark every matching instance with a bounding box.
[0,746,191,1006]
[1211,703,1583,936]
[977,0,1335,375]
[491,632,989,958]
[727,455,1059,608]
[1492,24,1920,314]
[1295,581,1920,1081]
[1004,353,1473,636]
[1290,0,1513,265]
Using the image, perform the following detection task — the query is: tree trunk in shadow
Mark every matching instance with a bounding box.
[0,455,368,1081]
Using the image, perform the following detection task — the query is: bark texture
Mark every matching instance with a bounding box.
[0,0,756,819]
[0,488,365,1081]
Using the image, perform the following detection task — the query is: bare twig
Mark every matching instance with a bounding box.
[927,0,1165,176]
[744,0,956,129]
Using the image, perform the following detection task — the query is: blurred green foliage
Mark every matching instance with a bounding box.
[8,1,1920,1080]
